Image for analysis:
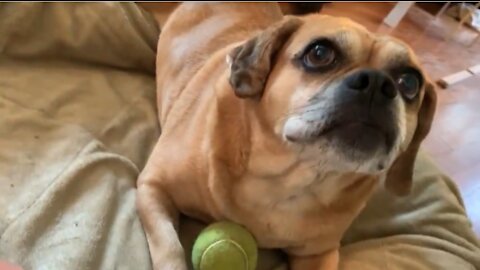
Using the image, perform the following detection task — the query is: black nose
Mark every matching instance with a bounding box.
[345,69,397,99]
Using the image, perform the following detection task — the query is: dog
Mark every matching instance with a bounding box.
[137,3,437,269]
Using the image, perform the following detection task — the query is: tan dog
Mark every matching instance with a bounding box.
[137,3,437,270]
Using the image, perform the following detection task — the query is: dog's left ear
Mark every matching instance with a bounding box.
[385,81,437,196]
[228,18,302,98]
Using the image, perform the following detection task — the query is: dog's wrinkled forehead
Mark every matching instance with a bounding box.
[370,36,421,70]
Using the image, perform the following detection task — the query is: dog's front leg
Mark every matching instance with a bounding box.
[289,249,339,270]
[137,179,186,270]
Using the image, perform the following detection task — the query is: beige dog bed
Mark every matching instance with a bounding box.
[0,3,479,270]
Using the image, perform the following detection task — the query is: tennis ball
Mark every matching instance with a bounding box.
[191,221,258,270]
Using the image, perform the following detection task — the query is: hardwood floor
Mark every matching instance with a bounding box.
[322,2,480,235]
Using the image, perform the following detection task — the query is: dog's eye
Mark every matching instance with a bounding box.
[302,42,336,70]
[397,73,420,100]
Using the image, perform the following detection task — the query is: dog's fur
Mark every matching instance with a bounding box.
[137,3,437,269]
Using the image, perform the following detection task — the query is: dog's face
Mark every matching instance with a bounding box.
[228,15,437,195]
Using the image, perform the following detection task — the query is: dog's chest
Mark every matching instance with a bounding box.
[227,164,354,254]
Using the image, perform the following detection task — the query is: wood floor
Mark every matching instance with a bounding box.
[322,2,480,235]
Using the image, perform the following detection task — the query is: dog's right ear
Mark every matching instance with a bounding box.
[385,81,437,196]
[227,18,302,99]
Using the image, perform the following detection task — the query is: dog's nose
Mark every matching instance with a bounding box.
[345,69,396,99]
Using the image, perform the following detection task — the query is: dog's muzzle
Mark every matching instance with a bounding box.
[284,68,400,159]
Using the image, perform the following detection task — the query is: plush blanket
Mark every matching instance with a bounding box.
[0,3,479,270]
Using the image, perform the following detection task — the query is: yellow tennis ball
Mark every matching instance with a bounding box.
[191,221,258,270]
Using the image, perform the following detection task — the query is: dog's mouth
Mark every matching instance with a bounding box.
[321,120,395,154]
[284,116,397,155]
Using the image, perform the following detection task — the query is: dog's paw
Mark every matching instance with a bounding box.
[152,251,187,270]
[153,260,187,270]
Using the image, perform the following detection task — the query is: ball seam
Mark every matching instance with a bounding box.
[200,239,249,270]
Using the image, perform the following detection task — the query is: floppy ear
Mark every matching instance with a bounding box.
[228,18,301,98]
[385,82,437,196]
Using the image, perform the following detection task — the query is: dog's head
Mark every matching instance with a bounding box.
[227,15,437,196]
